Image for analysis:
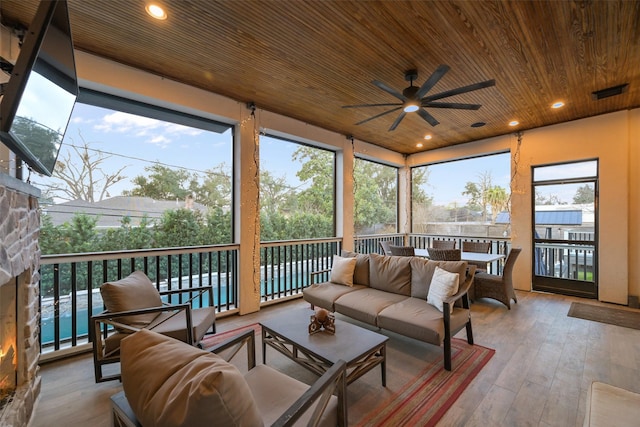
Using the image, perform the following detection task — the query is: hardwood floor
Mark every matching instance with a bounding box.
[29,291,640,426]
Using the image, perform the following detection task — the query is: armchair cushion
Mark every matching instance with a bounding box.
[121,329,263,427]
[100,271,163,330]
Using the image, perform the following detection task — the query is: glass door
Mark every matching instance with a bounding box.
[531,160,598,298]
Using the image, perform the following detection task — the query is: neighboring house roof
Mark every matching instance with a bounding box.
[496,209,585,226]
[42,196,208,228]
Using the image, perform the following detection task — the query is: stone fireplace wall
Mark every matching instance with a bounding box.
[0,174,41,427]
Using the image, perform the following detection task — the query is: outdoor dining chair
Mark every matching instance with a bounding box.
[389,245,415,256]
[432,240,456,250]
[379,240,393,255]
[462,241,492,271]
[473,248,521,309]
[426,248,461,261]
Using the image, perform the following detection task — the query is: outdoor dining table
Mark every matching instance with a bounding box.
[413,248,505,263]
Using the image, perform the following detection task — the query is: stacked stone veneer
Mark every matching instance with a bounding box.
[0,175,41,427]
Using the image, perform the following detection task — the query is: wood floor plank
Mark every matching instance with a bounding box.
[30,291,640,426]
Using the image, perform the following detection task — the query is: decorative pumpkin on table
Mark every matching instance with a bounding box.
[308,308,336,335]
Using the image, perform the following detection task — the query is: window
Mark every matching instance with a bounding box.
[411,152,510,235]
[35,92,234,255]
[353,158,397,235]
[259,134,335,240]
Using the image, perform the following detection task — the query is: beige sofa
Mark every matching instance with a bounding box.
[303,251,476,371]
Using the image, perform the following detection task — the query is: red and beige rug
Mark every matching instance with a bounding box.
[354,338,494,426]
[201,323,494,426]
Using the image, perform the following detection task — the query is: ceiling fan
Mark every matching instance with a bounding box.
[343,66,495,131]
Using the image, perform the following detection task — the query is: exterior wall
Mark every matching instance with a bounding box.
[628,108,640,304]
[409,110,638,305]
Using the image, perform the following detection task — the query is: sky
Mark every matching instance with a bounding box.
[32,102,515,206]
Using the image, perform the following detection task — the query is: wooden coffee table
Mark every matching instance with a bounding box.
[260,308,388,386]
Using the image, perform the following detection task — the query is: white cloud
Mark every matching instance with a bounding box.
[93,112,203,147]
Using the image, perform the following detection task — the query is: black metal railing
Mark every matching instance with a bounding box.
[39,245,239,357]
[260,238,342,301]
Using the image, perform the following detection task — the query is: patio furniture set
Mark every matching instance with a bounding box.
[92,243,521,426]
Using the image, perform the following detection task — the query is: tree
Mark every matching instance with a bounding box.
[124,163,193,201]
[260,170,297,216]
[292,146,334,216]
[191,163,232,208]
[462,171,493,221]
[10,116,61,170]
[486,186,509,223]
[44,133,127,202]
[573,184,594,204]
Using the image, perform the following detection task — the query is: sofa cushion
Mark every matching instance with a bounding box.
[334,288,408,325]
[100,270,163,331]
[303,282,366,312]
[245,364,338,427]
[120,329,263,427]
[427,266,459,313]
[410,258,468,299]
[330,255,357,286]
[341,250,370,286]
[377,298,470,346]
[368,253,412,296]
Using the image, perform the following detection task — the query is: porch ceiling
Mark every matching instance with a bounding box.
[1,0,638,155]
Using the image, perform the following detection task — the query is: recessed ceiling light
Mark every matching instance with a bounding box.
[509,120,519,127]
[416,143,423,148]
[146,3,167,20]
[424,134,432,140]
[551,101,565,109]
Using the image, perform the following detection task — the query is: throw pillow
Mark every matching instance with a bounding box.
[427,266,460,313]
[329,255,357,286]
[100,270,163,331]
[340,250,370,286]
[121,329,263,427]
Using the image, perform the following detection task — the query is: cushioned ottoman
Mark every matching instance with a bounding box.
[583,381,640,426]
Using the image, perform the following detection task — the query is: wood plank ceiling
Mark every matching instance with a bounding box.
[1,0,639,155]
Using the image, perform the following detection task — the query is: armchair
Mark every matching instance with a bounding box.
[111,328,347,427]
[91,270,216,382]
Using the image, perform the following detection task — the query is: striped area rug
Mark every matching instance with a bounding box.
[355,338,495,427]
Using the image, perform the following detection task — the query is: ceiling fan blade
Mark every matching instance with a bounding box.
[422,101,482,110]
[423,79,496,102]
[416,64,450,99]
[388,111,407,131]
[417,108,440,127]
[342,103,403,109]
[355,107,403,125]
[372,80,407,101]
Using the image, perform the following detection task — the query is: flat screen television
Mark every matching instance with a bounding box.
[0,0,77,177]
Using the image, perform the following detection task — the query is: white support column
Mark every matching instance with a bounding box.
[235,106,261,315]
[337,140,355,251]
[398,163,411,244]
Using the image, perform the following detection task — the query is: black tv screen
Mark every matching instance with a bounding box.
[0,0,77,177]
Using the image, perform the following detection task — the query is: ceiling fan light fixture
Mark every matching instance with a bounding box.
[403,103,419,113]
